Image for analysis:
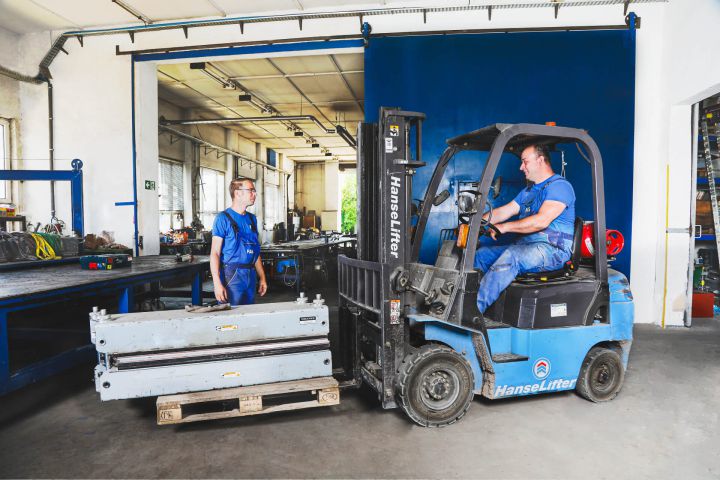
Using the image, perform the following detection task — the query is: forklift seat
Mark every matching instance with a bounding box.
[516,216,583,282]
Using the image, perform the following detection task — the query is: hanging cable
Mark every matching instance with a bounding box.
[31,233,60,260]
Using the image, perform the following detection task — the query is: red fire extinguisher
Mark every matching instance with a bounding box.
[581,222,624,258]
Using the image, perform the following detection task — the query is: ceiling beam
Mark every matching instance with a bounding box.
[329,54,364,115]
[27,0,81,28]
[205,0,228,17]
[158,70,292,147]
[207,62,320,144]
[264,58,336,127]
[229,70,363,81]
[111,0,153,25]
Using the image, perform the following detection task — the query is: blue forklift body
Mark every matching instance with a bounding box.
[411,269,633,399]
[339,112,634,426]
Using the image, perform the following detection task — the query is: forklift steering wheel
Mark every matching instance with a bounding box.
[479,222,501,238]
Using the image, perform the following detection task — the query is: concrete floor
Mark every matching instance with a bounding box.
[1,284,719,479]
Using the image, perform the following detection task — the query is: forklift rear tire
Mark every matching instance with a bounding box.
[576,347,625,402]
[396,344,474,427]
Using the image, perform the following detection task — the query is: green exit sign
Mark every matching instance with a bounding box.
[145,180,156,190]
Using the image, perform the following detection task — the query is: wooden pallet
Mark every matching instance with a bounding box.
[156,376,339,425]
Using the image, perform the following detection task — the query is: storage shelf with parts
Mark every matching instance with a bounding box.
[696,114,720,248]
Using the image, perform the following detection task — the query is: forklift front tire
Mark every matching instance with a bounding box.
[396,344,475,427]
[576,347,625,402]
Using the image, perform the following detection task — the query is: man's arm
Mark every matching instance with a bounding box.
[210,236,227,303]
[255,256,267,296]
[484,200,520,224]
[495,200,566,235]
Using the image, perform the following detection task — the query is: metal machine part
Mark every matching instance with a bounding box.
[91,299,332,401]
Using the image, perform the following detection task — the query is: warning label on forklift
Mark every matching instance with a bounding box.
[385,137,394,152]
[550,303,567,317]
[389,299,401,324]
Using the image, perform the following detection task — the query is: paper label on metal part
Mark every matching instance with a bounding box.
[550,304,567,317]
[390,299,401,324]
[389,125,399,137]
[385,137,394,152]
[216,324,238,332]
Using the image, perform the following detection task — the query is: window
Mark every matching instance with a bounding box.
[267,148,277,168]
[0,119,9,201]
[158,159,184,231]
[264,183,279,228]
[198,167,225,229]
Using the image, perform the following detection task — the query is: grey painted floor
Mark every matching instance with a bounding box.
[1,285,719,479]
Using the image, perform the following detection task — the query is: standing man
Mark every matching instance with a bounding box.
[211,177,268,305]
[474,144,576,314]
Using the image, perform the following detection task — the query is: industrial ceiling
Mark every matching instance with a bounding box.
[158,52,363,165]
[0,0,437,34]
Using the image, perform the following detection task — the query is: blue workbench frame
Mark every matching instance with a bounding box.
[0,159,85,236]
[0,262,206,395]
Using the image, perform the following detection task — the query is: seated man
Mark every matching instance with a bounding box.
[474,144,576,314]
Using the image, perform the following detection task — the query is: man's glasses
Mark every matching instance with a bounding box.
[238,188,257,193]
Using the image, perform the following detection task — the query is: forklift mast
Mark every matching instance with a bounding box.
[357,108,425,264]
[339,107,425,407]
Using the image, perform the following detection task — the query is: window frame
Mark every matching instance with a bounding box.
[0,118,11,202]
[198,166,226,229]
[158,157,185,231]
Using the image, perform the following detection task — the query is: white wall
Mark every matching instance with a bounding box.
[0,26,21,203]
[7,2,716,325]
[0,27,20,120]
[18,32,135,244]
[649,0,720,327]
[296,163,325,215]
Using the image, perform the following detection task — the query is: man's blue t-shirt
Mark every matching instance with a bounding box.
[512,174,576,250]
[212,209,260,265]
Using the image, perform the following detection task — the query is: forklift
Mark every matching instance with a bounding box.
[337,108,634,427]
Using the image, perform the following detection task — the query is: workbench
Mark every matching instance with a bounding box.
[261,236,356,293]
[0,255,209,395]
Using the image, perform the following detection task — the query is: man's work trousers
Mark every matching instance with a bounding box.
[474,242,570,314]
[223,263,257,306]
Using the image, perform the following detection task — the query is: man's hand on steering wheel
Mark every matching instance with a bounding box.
[479,221,503,240]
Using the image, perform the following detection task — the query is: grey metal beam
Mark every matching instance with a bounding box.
[162,115,336,134]
[160,126,289,174]
[158,70,292,147]
[329,54,364,114]
[27,0,80,28]
[229,70,363,81]
[264,58,336,127]
[207,62,319,145]
[205,0,227,16]
[111,0,153,25]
